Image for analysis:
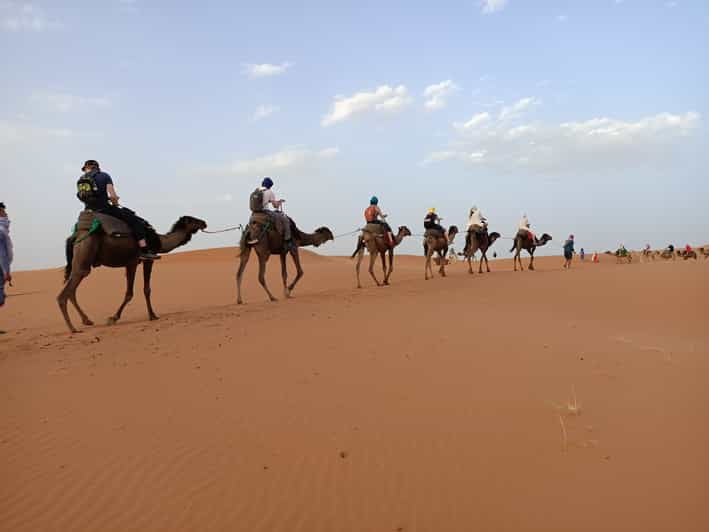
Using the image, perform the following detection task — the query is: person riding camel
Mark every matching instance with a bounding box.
[364,196,394,247]
[247,177,294,249]
[424,208,447,240]
[466,205,487,233]
[517,214,534,242]
[76,160,159,260]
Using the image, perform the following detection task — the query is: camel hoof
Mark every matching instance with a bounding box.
[106,317,118,326]
[82,319,94,326]
[269,297,278,302]
[70,328,81,334]
[149,314,160,321]
[237,299,244,305]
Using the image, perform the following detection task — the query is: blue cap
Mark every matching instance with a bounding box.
[370,196,379,205]
[261,177,274,188]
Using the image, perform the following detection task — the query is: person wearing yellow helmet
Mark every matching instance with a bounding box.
[424,207,447,240]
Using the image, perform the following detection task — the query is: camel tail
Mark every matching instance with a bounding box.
[64,237,74,282]
[351,236,364,259]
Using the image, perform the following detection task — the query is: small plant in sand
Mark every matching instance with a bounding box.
[551,386,582,451]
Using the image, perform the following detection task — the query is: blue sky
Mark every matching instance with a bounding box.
[1,0,707,270]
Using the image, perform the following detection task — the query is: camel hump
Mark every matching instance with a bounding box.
[363,223,386,235]
[424,228,444,239]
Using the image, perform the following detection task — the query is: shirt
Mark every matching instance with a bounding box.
[261,187,278,210]
[0,217,11,275]
[79,170,113,209]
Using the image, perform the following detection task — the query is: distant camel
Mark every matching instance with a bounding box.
[236,216,333,304]
[461,228,501,274]
[657,249,676,261]
[424,226,459,280]
[59,213,207,333]
[700,247,709,260]
[681,250,698,261]
[641,248,655,262]
[351,225,412,288]
[510,232,552,271]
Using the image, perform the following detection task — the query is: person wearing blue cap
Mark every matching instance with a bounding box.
[248,177,293,247]
[364,196,394,247]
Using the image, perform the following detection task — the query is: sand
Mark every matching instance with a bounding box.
[1,248,707,532]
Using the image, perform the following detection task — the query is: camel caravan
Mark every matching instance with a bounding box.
[60,160,700,334]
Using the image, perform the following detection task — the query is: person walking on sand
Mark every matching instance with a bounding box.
[579,248,585,261]
[0,202,14,331]
[563,234,575,269]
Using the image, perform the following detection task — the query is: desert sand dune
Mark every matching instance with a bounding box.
[1,248,707,532]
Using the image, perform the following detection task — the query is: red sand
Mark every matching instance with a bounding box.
[1,248,707,531]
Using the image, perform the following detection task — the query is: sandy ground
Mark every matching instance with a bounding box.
[1,246,708,532]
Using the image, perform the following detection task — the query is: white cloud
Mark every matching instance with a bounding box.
[252,104,280,121]
[454,112,491,130]
[665,1,677,7]
[199,146,340,176]
[480,0,508,14]
[423,80,459,111]
[424,111,699,174]
[498,96,540,121]
[0,120,73,145]
[557,14,568,22]
[321,85,412,126]
[244,62,292,78]
[0,2,62,32]
[31,90,112,113]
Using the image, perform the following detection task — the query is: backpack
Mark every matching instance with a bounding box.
[249,187,264,212]
[76,170,99,204]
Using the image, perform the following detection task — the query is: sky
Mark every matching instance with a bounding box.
[1,0,707,270]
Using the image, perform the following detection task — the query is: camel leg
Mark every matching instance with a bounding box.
[483,251,491,272]
[384,249,394,285]
[280,253,291,298]
[143,260,159,320]
[236,246,251,304]
[257,252,278,302]
[439,251,446,277]
[108,262,137,325]
[355,247,365,288]
[57,270,91,333]
[286,247,304,295]
[368,251,381,286]
[528,252,535,271]
[425,250,432,280]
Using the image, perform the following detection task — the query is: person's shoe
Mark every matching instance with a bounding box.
[139,249,161,261]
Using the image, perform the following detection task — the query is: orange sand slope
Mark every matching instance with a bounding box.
[1,249,708,532]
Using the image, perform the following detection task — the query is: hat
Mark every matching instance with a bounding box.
[370,196,379,205]
[428,207,436,213]
[82,159,99,171]
[261,177,274,189]
[569,234,574,239]
[0,202,5,209]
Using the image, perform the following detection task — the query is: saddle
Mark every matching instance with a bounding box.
[72,210,160,250]
[246,211,296,242]
[424,228,445,239]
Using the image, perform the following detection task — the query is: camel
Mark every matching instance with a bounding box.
[700,247,709,260]
[510,232,552,271]
[616,250,633,264]
[657,249,676,261]
[236,216,333,304]
[681,250,698,260]
[461,228,501,274]
[424,226,459,280]
[641,248,655,262]
[59,213,207,333]
[351,225,412,288]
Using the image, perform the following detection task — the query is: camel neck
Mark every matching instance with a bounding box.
[159,230,190,253]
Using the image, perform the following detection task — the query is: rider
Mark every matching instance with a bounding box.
[466,205,487,233]
[76,160,159,260]
[424,207,445,232]
[249,177,293,249]
[364,196,394,246]
[685,243,693,255]
[517,214,534,241]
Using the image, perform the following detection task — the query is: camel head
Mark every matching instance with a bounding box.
[171,216,208,234]
[397,226,412,238]
[536,233,552,246]
[312,226,334,247]
[488,231,501,245]
[448,225,459,242]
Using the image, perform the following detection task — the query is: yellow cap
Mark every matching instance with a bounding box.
[428,207,436,213]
